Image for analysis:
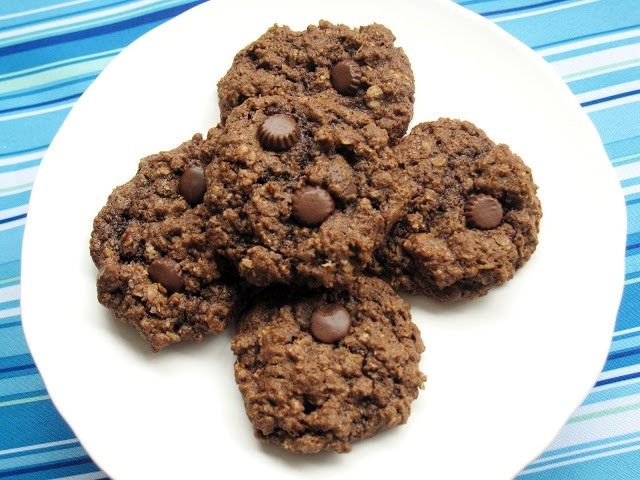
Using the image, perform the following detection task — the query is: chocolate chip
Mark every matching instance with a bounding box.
[148,257,184,293]
[311,304,352,343]
[179,166,206,205]
[292,186,335,226]
[330,59,362,96]
[257,114,300,151]
[464,194,504,229]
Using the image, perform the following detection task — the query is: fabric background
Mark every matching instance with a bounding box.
[1,0,638,478]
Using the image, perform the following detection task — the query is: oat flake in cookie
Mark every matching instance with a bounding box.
[90,128,243,352]
[231,276,426,454]
[217,20,415,143]
[205,94,413,288]
[372,118,542,302]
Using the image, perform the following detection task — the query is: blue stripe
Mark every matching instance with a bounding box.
[0,0,134,33]
[0,1,207,56]
[534,24,640,51]
[0,93,81,115]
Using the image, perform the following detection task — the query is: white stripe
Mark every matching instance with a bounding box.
[0,102,75,122]
[0,439,79,457]
[0,307,20,319]
[0,150,46,168]
[598,364,640,382]
[494,0,599,23]
[614,326,640,337]
[529,434,640,465]
[551,43,640,78]
[520,443,640,474]
[622,183,640,197]
[575,80,640,104]
[0,218,27,232]
[613,156,640,182]
[582,92,640,113]
[0,204,28,222]
[0,0,162,40]
[0,285,20,303]
[546,408,640,450]
[0,1,93,22]
[538,28,640,57]
[0,167,38,189]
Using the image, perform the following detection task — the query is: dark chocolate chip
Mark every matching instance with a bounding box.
[292,186,335,226]
[311,304,352,343]
[257,114,300,151]
[330,59,362,96]
[148,257,184,293]
[464,194,504,229]
[179,166,206,205]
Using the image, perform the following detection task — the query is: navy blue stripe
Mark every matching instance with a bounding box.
[481,0,570,17]
[532,24,640,51]
[0,93,81,115]
[595,370,640,387]
[0,363,36,374]
[0,457,94,478]
[627,243,640,252]
[0,214,26,226]
[580,89,640,108]
[608,347,640,361]
[0,1,207,57]
[0,146,48,160]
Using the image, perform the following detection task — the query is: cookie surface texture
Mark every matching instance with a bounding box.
[90,129,243,352]
[373,118,542,302]
[205,95,412,288]
[217,20,415,143]
[231,276,426,453]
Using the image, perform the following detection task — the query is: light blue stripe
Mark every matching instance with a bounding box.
[0,373,44,397]
[0,325,28,358]
[583,378,640,406]
[0,445,88,471]
[0,106,72,155]
[0,227,24,264]
[588,102,640,145]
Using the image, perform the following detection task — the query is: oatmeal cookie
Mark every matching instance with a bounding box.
[90,128,244,352]
[372,118,542,302]
[217,20,415,143]
[231,276,426,454]
[205,94,413,289]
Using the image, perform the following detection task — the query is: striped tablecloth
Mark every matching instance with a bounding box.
[1,1,638,478]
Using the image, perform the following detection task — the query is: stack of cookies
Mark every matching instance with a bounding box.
[90,20,542,454]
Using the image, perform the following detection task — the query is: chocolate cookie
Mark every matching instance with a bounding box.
[231,276,426,454]
[217,20,415,143]
[205,94,413,289]
[90,129,243,352]
[372,118,542,302]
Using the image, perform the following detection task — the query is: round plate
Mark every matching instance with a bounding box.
[21,0,626,479]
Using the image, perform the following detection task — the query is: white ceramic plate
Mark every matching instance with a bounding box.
[21,0,626,479]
